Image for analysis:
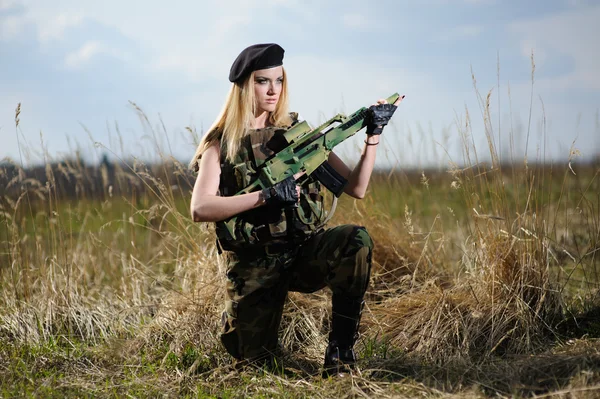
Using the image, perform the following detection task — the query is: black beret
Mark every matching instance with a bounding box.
[229,43,285,83]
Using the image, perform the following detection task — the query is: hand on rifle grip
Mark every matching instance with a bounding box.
[366,95,404,135]
[262,176,300,208]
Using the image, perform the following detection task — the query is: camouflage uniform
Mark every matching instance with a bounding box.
[216,116,373,362]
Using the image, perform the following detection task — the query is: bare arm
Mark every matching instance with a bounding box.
[327,134,380,199]
[190,142,264,222]
[327,96,403,199]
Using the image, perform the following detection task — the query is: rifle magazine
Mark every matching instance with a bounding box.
[312,161,348,198]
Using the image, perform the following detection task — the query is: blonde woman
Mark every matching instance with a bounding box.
[190,43,402,376]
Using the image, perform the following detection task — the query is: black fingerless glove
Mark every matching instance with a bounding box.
[262,176,298,207]
[366,103,398,135]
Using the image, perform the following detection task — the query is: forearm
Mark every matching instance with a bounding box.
[345,135,380,199]
[191,191,264,222]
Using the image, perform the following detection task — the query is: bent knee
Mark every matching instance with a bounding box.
[341,225,373,257]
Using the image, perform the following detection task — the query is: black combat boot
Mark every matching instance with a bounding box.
[322,294,364,378]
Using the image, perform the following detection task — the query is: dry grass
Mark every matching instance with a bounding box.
[1,73,600,397]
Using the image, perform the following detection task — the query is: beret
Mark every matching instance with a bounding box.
[229,43,285,83]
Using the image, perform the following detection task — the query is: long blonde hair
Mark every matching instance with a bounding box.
[190,68,291,171]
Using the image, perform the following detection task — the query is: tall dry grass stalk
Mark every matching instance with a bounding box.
[1,61,599,397]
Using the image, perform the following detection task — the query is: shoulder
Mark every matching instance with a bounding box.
[202,129,222,160]
[202,140,221,162]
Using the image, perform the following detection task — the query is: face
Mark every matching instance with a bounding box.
[253,66,283,114]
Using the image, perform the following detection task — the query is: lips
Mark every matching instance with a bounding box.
[266,99,278,104]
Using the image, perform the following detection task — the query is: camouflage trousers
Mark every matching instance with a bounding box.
[219,224,373,362]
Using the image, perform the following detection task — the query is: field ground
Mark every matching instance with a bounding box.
[1,151,599,398]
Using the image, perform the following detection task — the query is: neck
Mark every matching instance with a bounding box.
[253,111,270,129]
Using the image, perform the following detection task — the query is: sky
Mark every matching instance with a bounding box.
[1,0,599,168]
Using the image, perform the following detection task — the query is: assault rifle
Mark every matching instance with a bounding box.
[237,92,400,197]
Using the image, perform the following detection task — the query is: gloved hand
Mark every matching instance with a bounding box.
[366,103,398,135]
[261,176,299,207]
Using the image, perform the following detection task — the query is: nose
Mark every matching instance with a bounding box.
[267,82,276,95]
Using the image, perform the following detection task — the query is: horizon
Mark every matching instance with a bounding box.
[2,0,599,169]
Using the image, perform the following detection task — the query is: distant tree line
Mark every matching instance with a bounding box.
[0,153,196,202]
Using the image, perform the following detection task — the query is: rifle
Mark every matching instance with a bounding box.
[237,92,400,197]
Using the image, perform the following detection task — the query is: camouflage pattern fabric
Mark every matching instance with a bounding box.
[220,224,373,362]
[216,113,325,248]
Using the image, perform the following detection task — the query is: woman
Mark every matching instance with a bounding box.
[190,43,402,376]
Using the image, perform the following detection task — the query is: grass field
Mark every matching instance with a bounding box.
[1,101,600,397]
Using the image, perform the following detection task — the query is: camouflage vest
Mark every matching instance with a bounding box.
[216,114,325,249]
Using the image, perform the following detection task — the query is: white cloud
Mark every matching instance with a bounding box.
[519,39,547,66]
[264,0,298,5]
[283,53,462,166]
[463,0,495,4]
[342,13,370,30]
[0,5,82,43]
[154,53,218,82]
[151,14,252,81]
[4,1,264,80]
[2,1,323,80]
[64,41,102,69]
[510,4,600,90]
[37,12,83,42]
[63,40,132,69]
[423,0,495,4]
[457,24,483,37]
[436,24,484,41]
[3,0,597,164]
[0,0,19,10]
[566,0,597,7]
[0,14,25,40]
